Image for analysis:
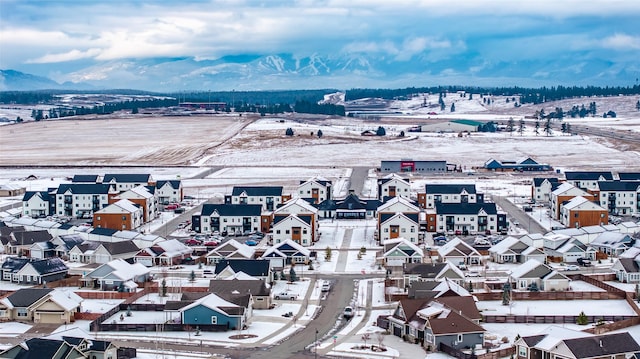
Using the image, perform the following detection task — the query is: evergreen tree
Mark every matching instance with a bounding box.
[636,100,640,111]
[189,270,195,282]
[161,278,167,297]
[289,266,298,282]
[518,119,525,136]
[534,121,540,136]
[317,130,323,138]
[376,126,386,136]
[576,311,589,325]
[325,246,332,261]
[132,107,138,114]
[544,118,552,136]
[450,103,455,112]
[285,128,294,136]
[469,93,473,100]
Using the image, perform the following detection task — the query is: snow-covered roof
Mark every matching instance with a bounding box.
[275,197,318,214]
[509,259,547,279]
[181,293,240,314]
[223,271,258,280]
[488,236,519,254]
[49,289,83,311]
[533,325,592,351]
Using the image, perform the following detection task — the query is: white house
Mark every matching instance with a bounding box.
[55,184,113,219]
[194,204,262,235]
[22,191,52,218]
[155,180,183,204]
[489,236,546,264]
[102,173,155,192]
[271,214,315,246]
[564,171,613,191]
[297,177,332,204]
[509,259,570,291]
[419,183,482,209]
[379,238,424,268]
[377,174,411,200]
[598,180,640,216]
[205,239,255,265]
[436,237,482,266]
[531,177,559,203]
[378,213,420,244]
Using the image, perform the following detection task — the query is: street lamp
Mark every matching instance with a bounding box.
[315,329,319,359]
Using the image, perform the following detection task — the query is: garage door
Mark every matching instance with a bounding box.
[38,312,63,324]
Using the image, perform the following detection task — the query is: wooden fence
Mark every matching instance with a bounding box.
[483,314,635,324]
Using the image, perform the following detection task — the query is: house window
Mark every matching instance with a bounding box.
[122,216,126,220]
[276,230,281,234]
[285,230,290,234]
[211,316,217,324]
[457,334,463,342]
[519,346,527,357]
[17,308,27,317]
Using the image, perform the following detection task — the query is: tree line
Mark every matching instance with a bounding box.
[345,85,640,103]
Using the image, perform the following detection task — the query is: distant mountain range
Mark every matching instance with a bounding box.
[1,53,638,92]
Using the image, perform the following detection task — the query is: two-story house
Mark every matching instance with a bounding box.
[531,177,560,203]
[192,204,262,235]
[111,185,157,222]
[418,184,483,209]
[102,173,155,192]
[433,202,505,235]
[297,177,332,204]
[155,180,183,204]
[227,186,290,212]
[564,171,614,191]
[377,174,411,200]
[550,183,595,220]
[22,191,55,218]
[93,199,144,230]
[271,198,319,246]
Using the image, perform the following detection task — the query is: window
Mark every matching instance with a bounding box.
[122,216,127,220]
[457,334,463,342]
[276,230,281,234]
[285,230,290,234]
[519,346,527,357]
[211,316,217,324]
[17,308,27,317]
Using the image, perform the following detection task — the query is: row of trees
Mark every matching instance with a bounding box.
[345,85,640,103]
[30,98,178,120]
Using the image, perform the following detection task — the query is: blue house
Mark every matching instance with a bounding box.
[181,293,246,330]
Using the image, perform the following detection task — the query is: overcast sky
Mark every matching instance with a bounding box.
[1,0,639,87]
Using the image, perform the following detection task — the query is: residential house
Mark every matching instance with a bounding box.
[518,233,545,249]
[619,172,640,181]
[590,232,632,257]
[205,239,255,265]
[227,186,289,212]
[508,259,570,291]
[377,174,411,200]
[260,239,311,267]
[387,297,485,351]
[209,279,271,309]
[68,241,100,263]
[550,183,596,220]
[531,177,560,203]
[407,280,473,300]
[418,183,482,209]
[0,335,119,359]
[192,204,262,235]
[433,202,505,235]
[156,180,183,204]
[436,237,482,266]
[564,171,614,191]
[102,173,155,192]
[71,174,101,183]
[5,229,53,256]
[93,199,144,230]
[0,288,82,324]
[612,257,640,283]
[378,238,424,273]
[597,180,640,216]
[82,258,150,291]
[297,177,332,204]
[333,192,381,219]
[174,293,247,330]
[402,263,465,288]
[55,183,113,219]
[271,198,319,246]
[488,236,546,264]
[111,185,157,222]
[0,257,68,285]
[22,191,55,218]
[377,197,421,244]
[93,240,141,264]
[560,196,608,228]
[484,157,551,172]
[134,239,192,267]
[515,327,640,359]
[0,184,26,197]
[214,259,272,283]
[51,234,85,259]
[545,237,596,263]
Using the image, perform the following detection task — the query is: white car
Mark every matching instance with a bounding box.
[565,265,580,271]
[465,271,482,277]
[274,291,297,300]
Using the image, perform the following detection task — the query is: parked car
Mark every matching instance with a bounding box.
[465,271,482,277]
[245,239,258,246]
[577,258,592,267]
[185,239,201,246]
[166,203,180,210]
[321,281,331,292]
[274,291,297,300]
[203,241,219,247]
[343,306,354,319]
[565,265,580,271]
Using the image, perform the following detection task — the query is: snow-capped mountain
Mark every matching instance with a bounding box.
[1,52,636,92]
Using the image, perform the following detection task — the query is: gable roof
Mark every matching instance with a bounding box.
[232,186,283,196]
[425,183,477,194]
[435,202,497,215]
[21,191,52,202]
[29,257,69,275]
[201,204,262,217]
[619,172,640,181]
[209,278,271,297]
[9,230,53,246]
[103,173,152,183]
[6,288,54,307]
[72,174,100,183]
[533,177,559,186]
[214,259,271,277]
[564,171,614,181]
[563,332,640,357]
[181,293,244,317]
[56,183,112,195]
[99,240,140,255]
[598,180,640,191]
[156,180,181,189]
